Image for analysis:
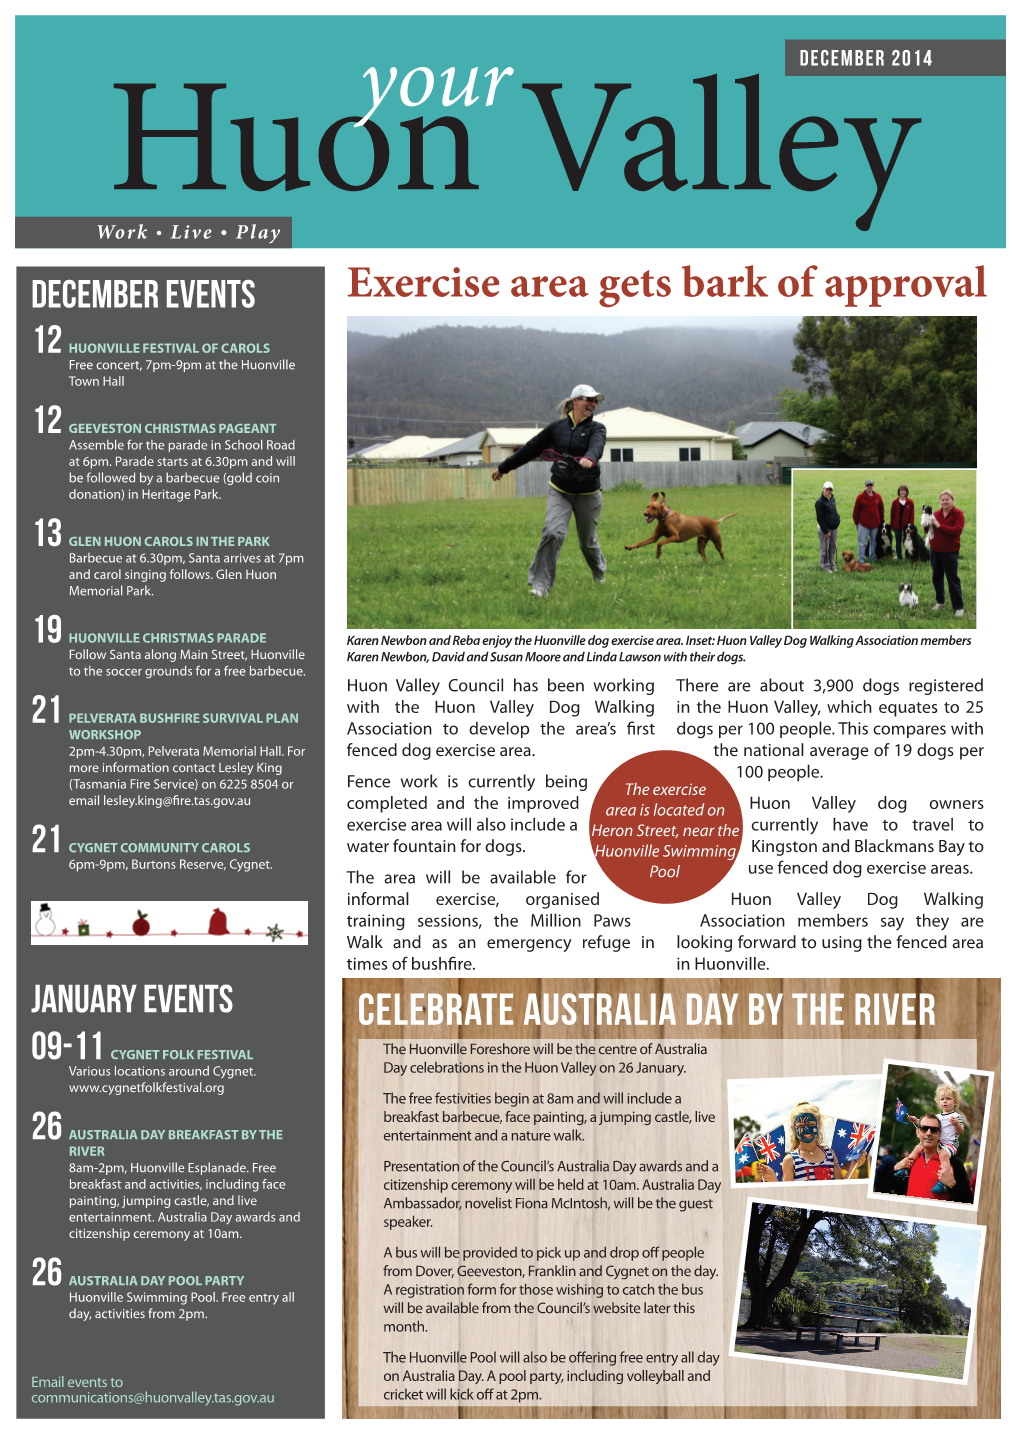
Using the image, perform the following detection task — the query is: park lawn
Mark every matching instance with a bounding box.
[347,483,791,630]
[879,1334,968,1380]
[792,469,976,630]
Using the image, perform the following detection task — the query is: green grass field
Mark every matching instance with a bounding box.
[793,469,976,630]
[734,1333,967,1379]
[879,1333,968,1380]
[347,483,791,629]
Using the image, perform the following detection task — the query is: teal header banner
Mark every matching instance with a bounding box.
[16,14,1005,248]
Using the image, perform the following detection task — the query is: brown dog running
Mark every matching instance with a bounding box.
[624,492,736,561]
[842,550,873,573]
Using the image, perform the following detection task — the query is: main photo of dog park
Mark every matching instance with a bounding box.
[347,318,794,629]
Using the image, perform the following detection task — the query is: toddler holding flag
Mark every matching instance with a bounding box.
[902,1082,965,1197]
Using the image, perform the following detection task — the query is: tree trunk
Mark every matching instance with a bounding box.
[740,1203,773,1328]
[740,1205,825,1329]
[759,1211,822,1325]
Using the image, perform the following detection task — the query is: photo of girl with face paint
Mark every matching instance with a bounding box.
[730,1073,881,1189]
[758,1102,851,1184]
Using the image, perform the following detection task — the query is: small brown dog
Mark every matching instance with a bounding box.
[842,550,873,573]
[625,492,736,561]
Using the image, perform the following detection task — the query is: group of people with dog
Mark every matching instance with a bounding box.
[815,477,966,616]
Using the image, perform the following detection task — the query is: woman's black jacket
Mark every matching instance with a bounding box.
[497,414,607,494]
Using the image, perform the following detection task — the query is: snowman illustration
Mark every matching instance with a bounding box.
[35,903,56,935]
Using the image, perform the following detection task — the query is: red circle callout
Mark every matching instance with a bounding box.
[589,750,743,903]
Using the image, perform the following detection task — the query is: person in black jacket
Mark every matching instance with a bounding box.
[815,480,840,572]
[492,384,607,596]
[942,1152,974,1204]
[873,1145,897,1194]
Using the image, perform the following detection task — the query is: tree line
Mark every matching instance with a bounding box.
[779,316,977,464]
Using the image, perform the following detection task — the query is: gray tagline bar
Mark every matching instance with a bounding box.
[16,216,292,248]
[786,39,1005,77]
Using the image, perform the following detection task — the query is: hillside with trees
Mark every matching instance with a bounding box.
[347,324,803,442]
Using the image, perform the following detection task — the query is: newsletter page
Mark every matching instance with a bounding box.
[8,2,1006,1431]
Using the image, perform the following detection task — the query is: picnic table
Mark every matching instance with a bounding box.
[795,1312,883,1352]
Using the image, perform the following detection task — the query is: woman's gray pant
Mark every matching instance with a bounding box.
[818,525,838,571]
[528,488,606,591]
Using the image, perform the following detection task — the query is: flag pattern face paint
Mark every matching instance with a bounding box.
[793,1112,819,1143]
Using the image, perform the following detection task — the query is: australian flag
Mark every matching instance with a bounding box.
[734,1133,756,1174]
[832,1119,876,1167]
[846,1127,876,1168]
[753,1127,786,1166]
[895,1098,910,1123]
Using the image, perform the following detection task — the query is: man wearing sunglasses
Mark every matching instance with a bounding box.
[894,1115,973,1203]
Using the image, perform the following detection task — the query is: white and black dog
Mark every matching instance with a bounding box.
[920,504,937,549]
[873,523,894,560]
[903,522,929,565]
[899,582,919,608]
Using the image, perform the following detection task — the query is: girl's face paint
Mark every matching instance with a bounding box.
[794,1112,818,1142]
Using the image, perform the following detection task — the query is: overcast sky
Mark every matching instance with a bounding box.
[348,315,798,338]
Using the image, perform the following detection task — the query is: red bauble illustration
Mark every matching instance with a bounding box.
[133,910,150,936]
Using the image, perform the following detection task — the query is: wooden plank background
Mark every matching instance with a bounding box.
[343,977,1000,1419]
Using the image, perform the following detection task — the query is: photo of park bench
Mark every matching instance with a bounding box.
[731,1200,984,1382]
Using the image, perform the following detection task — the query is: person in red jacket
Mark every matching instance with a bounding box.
[889,483,914,561]
[852,478,884,562]
[929,488,966,616]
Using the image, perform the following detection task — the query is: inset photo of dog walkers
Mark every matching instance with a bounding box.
[787,314,976,630]
[793,470,976,630]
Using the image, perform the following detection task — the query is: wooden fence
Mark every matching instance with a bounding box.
[347,467,514,506]
[511,458,771,495]
[348,458,772,505]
